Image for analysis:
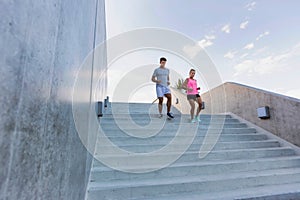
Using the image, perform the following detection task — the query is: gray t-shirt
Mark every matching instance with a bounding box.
[152,67,169,87]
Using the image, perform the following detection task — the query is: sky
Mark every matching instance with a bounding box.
[104,0,300,102]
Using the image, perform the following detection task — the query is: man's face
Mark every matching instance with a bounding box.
[160,61,166,67]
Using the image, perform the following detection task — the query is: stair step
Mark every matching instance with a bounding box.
[100,118,240,124]
[103,114,233,119]
[96,140,280,153]
[97,133,267,147]
[90,156,300,182]
[93,147,295,167]
[87,168,300,200]
[141,182,300,200]
[101,122,248,129]
[100,128,257,136]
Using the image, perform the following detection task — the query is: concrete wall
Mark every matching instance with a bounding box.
[171,88,192,115]
[195,82,300,147]
[0,0,106,199]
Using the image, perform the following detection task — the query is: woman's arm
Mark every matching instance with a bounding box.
[182,78,189,90]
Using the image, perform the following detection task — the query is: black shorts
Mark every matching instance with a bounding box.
[187,94,200,100]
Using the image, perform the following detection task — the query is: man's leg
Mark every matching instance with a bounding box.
[188,99,195,120]
[163,87,174,118]
[156,85,164,115]
[158,97,163,114]
[165,93,172,113]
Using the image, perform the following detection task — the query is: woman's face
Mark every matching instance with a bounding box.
[189,71,195,78]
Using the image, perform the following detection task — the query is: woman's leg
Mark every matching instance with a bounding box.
[195,96,203,117]
[188,99,195,120]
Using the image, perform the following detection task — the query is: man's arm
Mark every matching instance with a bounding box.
[151,76,161,83]
[152,69,158,83]
[167,75,170,85]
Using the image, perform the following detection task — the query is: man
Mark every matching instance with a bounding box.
[151,57,174,118]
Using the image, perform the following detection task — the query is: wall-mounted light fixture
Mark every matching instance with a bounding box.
[104,99,108,108]
[96,101,103,117]
[257,106,270,119]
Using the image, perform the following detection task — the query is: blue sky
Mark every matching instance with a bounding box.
[105,0,300,101]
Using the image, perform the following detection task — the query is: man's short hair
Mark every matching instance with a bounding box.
[160,57,167,63]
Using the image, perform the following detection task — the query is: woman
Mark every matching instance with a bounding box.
[182,69,203,123]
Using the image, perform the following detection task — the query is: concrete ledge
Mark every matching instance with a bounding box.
[229,112,300,155]
[172,82,300,147]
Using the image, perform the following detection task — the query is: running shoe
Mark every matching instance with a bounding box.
[196,116,201,122]
[167,112,174,118]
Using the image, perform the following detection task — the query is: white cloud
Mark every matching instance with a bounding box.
[291,42,300,55]
[252,47,268,56]
[205,35,216,40]
[234,42,300,76]
[198,39,213,48]
[273,88,300,99]
[246,2,256,11]
[221,24,231,34]
[256,31,270,41]
[224,51,237,59]
[197,34,216,48]
[240,20,249,29]
[183,34,216,58]
[244,43,254,50]
[233,57,282,76]
[183,44,202,58]
[285,89,300,99]
[240,53,249,59]
[234,60,255,75]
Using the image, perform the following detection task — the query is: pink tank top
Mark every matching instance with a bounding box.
[187,78,198,95]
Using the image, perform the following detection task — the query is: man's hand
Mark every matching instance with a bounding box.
[167,81,170,85]
[152,76,161,84]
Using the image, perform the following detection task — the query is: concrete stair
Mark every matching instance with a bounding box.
[86,103,300,200]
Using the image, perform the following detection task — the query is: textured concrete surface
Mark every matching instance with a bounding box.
[171,87,191,115]
[0,0,106,199]
[190,82,300,147]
